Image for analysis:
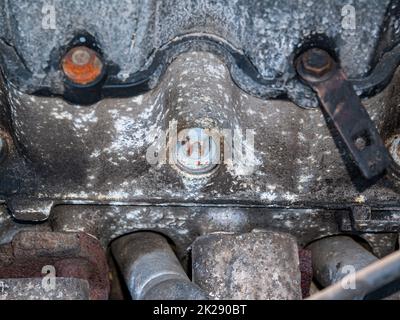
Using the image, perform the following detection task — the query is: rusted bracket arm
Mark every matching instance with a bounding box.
[296,49,390,179]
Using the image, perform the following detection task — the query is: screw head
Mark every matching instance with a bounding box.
[354,136,367,151]
[300,48,334,78]
[174,128,219,175]
[62,46,104,85]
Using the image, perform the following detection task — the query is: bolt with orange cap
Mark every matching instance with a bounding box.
[62,46,104,85]
[61,44,106,104]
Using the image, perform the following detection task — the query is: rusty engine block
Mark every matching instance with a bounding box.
[0,0,399,301]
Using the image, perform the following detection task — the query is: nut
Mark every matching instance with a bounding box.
[300,48,334,78]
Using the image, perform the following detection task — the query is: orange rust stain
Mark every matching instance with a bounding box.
[62,46,103,85]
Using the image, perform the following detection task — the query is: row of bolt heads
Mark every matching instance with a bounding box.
[0,47,400,169]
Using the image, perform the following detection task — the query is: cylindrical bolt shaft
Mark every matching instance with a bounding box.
[111,232,207,300]
[308,236,377,288]
[308,248,400,300]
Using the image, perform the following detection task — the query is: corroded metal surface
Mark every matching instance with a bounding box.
[299,249,313,298]
[48,204,399,260]
[1,53,400,221]
[0,0,399,301]
[297,48,391,179]
[0,231,110,300]
[0,1,399,107]
[191,231,302,300]
[0,278,90,300]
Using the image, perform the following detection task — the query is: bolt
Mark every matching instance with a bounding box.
[61,46,104,85]
[299,48,334,78]
[354,136,367,151]
[175,128,219,175]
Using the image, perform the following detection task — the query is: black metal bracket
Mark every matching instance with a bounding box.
[296,49,391,179]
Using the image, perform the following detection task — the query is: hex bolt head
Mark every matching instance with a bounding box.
[61,46,104,85]
[299,48,334,78]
